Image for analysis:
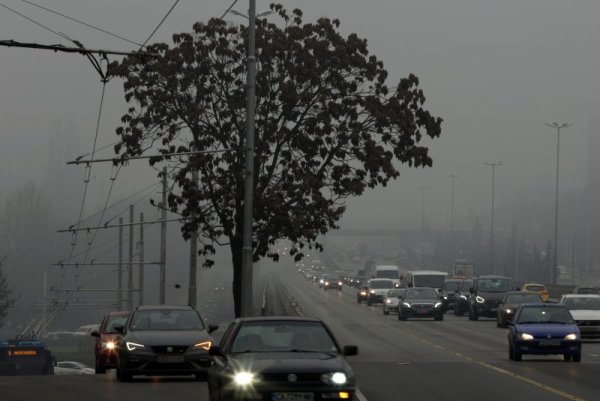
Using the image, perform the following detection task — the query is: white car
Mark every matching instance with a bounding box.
[559,294,600,339]
[383,289,405,315]
[54,361,95,375]
[367,278,396,306]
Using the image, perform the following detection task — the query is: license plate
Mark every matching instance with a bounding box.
[539,339,560,346]
[272,393,314,401]
[157,355,184,363]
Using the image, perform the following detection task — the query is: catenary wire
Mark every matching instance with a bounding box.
[19,0,143,47]
[220,0,239,20]
[140,0,180,49]
[0,1,68,41]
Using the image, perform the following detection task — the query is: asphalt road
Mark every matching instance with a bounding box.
[279,266,600,401]
[3,263,600,401]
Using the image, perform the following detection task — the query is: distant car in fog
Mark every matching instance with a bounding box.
[55,361,94,375]
[469,275,513,321]
[454,279,473,317]
[383,289,404,315]
[440,279,463,312]
[497,291,543,328]
[521,283,549,302]
[366,279,395,306]
[573,286,599,295]
[559,294,600,339]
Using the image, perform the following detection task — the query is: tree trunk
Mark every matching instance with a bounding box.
[230,236,243,318]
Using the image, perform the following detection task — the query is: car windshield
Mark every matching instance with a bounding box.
[386,289,404,297]
[525,285,545,292]
[516,307,575,325]
[413,275,446,288]
[377,270,399,279]
[563,297,600,310]
[104,316,128,333]
[231,321,339,354]
[505,293,542,304]
[404,288,438,299]
[460,280,474,291]
[443,281,461,292]
[370,280,394,289]
[477,278,512,292]
[575,288,597,294]
[129,310,205,331]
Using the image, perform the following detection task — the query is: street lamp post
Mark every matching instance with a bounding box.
[545,122,572,284]
[485,162,503,275]
[448,174,459,262]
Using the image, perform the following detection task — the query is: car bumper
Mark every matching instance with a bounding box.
[513,340,581,355]
[400,308,443,318]
[96,350,119,368]
[219,384,356,401]
[367,295,384,304]
[120,353,211,375]
[473,305,500,317]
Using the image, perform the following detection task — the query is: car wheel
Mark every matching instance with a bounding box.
[572,352,581,362]
[563,354,572,361]
[356,298,361,303]
[398,312,407,321]
[116,368,132,382]
[195,371,207,380]
[512,346,522,362]
[434,315,443,321]
[95,361,106,374]
[468,307,474,321]
[367,299,372,306]
[383,307,389,315]
[508,344,514,360]
[472,309,479,321]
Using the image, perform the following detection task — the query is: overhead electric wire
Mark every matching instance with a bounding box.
[140,0,180,49]
[0,1,68,40]
[74,139,123,161]
[19,0,143,47]
[220,0,239,20]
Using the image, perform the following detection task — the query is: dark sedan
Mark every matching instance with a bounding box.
[207,316,358,401]
[398,287,444,321]
[497,292,542,328]
[115,305,218,381]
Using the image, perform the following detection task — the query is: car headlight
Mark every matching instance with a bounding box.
[519,333,534,341]
[103,341,116,350]
[370,290,376,294]
[360,291,367,296]
[325,281,330,286]
[434,302,442,308]
[233,371,255,386]
[403,302,411,308]
[475,296,485,304]
[338,281,343,286]
[505,308,512,314]
[126,342,146,351]
[564,333,578,341]
[386,299,392,304]
[443,296,448,300]
[460,295,467,300]
[322,372,347,385]
[193,341,212,350]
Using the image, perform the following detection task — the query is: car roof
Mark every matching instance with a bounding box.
[505,291,539,295]
[519,303,566,308]
[134,305,194,311]
[562,294,600,298]
[106,310,131,316]
[477,275,510,279]
[232,316,323,324]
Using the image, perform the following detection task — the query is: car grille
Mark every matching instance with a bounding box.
[260,373,323,382]
[412,303,434,312]
[576,320,600,327]
[149,345,189,354]
[484,300,500,308]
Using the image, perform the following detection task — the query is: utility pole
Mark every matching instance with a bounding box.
[545,122,572,284]
[160,167,167,304]
[118,217,123,309]
[127,205,134,310]
[485,162,503,275]
[241,0,257,317]
[138,212,144,306]
[188,167,198,309]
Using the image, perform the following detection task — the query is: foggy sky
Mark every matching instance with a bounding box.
[1,0,599,233]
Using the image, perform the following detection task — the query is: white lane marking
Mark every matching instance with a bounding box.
[356,388,368,401]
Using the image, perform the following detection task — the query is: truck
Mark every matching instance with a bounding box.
[453,259,474,279]
[374,265,401,287]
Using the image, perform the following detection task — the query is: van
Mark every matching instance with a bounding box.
[401,270,448,291]
[375,265,401,287]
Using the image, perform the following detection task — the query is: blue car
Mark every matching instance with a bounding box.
[508,303,581,362]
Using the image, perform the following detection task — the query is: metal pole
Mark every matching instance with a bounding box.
[240,0,257,317]
[138,212,144,305]
[127,205,134,310]
[545,122,571,284]
[485,162,502,275]
[189,168,198,308]
[160,167,167,304]
[118,217,123,309]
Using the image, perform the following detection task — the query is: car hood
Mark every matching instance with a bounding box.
[227,352,352,374]
[516,324,579,336]
[125,330,211,345]
[404,298,439,304]
[569,310,600,320]
[477,292,506,301]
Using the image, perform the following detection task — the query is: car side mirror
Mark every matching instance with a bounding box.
[90,331,100,338]
[209,345,225,357]
[342,345,358,356]
[113,325,124,334]
[208,324,219,334]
